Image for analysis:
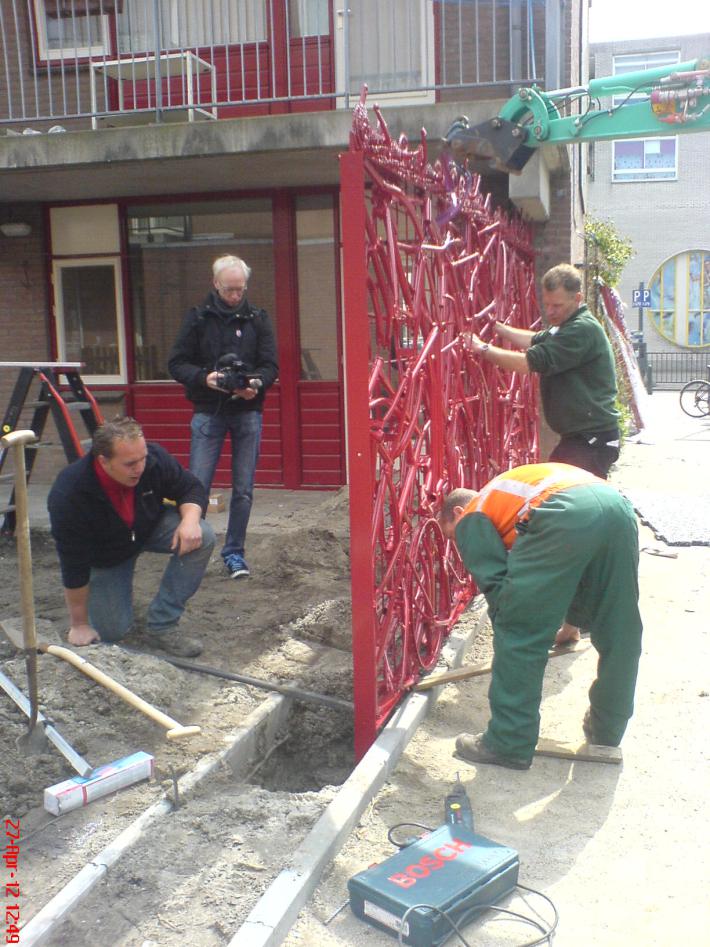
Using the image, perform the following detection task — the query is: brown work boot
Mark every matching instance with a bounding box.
[145,628,203,658]
[455,733,532,771]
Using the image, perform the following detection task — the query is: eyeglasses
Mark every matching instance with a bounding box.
[217,282,246,297]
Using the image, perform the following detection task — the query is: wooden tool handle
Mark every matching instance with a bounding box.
[1,430,39,450]
[2,430,40,729]
[413,661,492,691]
[166,725,202,740]
[43,644,201,740]
[413,642,590,692]
[3,431,39,654]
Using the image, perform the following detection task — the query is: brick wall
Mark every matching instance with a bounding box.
[0,204,128,486]
[0,6,90,132]
[437,0,546,97]
[0,204,52,483]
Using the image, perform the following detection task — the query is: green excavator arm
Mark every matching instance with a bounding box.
[444,57,710,174]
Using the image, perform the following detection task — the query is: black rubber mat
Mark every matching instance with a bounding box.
[625,489,710,546]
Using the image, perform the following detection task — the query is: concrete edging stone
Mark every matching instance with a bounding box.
[230,602,487,947]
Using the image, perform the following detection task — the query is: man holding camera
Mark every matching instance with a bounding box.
[168,255,278,579]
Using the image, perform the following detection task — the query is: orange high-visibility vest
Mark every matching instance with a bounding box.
[464,463,604,549]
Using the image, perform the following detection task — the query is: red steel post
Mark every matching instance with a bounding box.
[340,149,378,759]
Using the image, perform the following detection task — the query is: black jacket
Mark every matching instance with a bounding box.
[167,292,279,414]
[48,443,207,589]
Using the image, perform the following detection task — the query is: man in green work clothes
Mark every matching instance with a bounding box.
[463,263,621,480]
[439,462,643,771]
[463,262,621,649]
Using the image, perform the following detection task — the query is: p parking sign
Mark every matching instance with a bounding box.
[632,288,651,308]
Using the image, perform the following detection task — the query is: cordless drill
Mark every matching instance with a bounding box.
[444,772,474,831]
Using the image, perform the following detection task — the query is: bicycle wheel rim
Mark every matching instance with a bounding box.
[680,380,710,418]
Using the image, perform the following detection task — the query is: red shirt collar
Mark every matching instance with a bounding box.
[93,457,135,527]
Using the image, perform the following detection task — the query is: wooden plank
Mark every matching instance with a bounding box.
[534,739,622,764]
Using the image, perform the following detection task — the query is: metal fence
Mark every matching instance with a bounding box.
[0,0,548,130]
[343,94,539,756]
[647,351,710,388]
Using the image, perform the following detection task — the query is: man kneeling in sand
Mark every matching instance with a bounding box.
[48,417,214,658]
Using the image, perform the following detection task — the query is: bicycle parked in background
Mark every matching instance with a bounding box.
[679,366,710,418]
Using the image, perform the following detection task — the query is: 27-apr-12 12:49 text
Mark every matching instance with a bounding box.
[3,818,20,945]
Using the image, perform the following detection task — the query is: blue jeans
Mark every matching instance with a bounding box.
[88,508,216,642]
[189,410,262,561]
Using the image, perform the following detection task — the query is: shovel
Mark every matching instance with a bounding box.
[1,618,201,740]
[0,429,45,751]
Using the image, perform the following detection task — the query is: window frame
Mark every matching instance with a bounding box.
[648,249,710,349]
[335,0,435,107]
[33,0,269,64]
[611,136,678,183]
[32,0,110,63]
[52,256,127,385]
[288,0,330,39]
[610,49,681,185]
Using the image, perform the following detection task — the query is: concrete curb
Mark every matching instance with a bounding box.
[229,603,487,947]
[21,693,290,947]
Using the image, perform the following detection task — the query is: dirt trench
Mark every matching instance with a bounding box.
[0,489,359,943]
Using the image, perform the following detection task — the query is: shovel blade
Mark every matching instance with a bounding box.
[16,723,50,755]
[1,616,62,649]
[0,617,26,649]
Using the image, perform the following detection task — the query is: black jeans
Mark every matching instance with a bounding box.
[549,429,620,480]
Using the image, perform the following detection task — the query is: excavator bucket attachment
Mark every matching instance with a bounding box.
[443,115,536,175]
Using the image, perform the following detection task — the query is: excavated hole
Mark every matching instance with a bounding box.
[248,703,354,792]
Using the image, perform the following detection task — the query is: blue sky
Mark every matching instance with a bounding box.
[589,0,710,43]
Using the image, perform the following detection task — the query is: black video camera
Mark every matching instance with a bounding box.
[215,354,262,392]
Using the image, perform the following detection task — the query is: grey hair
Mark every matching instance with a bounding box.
[212,255,251,283]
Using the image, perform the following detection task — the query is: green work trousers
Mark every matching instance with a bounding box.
[455,484,642,760]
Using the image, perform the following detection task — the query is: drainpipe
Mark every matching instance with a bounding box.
[511,0,523,83]
[338,6,351,110]
[152,0,163,123]
[545,0,562,90]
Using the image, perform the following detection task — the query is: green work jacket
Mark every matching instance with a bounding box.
[526,306,619,436]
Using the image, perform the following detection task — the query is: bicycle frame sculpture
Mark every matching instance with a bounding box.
[341,94,540,757]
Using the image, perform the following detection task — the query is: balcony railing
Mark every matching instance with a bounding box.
[0,0,548,131]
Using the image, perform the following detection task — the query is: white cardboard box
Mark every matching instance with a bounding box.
[208,492,225,513]
[44,751,154,815]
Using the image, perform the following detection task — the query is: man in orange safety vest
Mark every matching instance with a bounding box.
[439,462,642,770]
